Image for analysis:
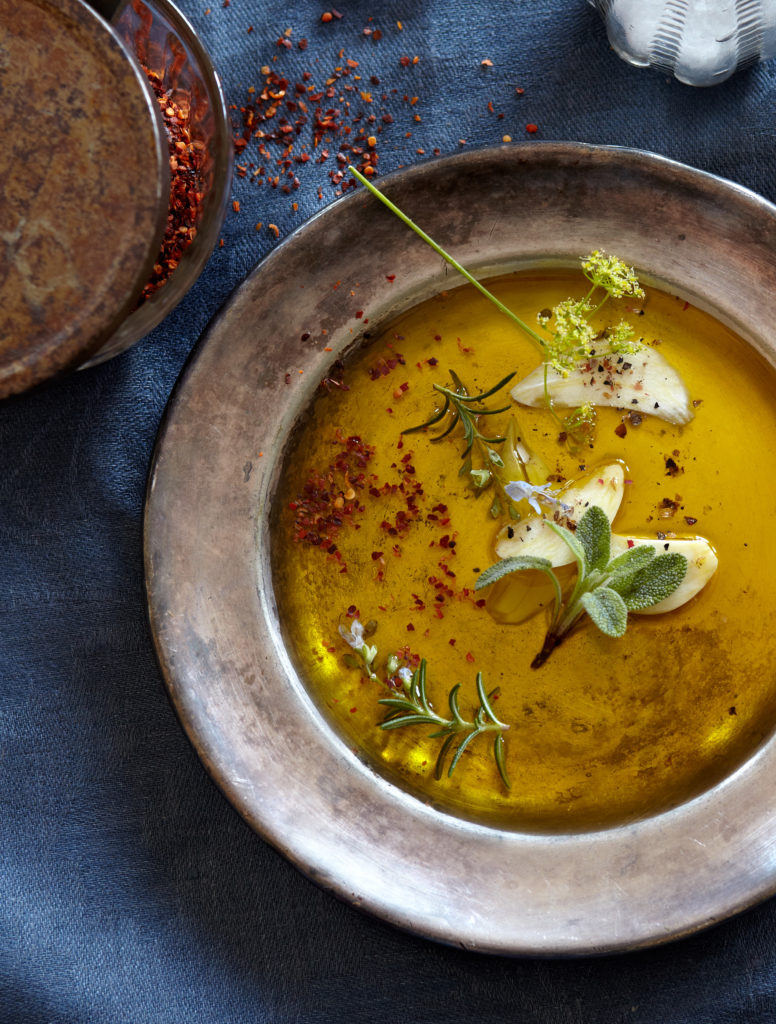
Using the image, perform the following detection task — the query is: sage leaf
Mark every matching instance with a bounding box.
[612,552,688,611]
[580,587,628,637]
[475,555,553,590]
[606,543,655,579]
[576,504,611,572]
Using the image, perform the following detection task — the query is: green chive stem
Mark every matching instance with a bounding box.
[348,165,547,353]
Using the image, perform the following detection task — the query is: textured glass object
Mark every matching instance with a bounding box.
[589,0,776,85]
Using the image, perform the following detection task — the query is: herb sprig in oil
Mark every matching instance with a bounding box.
[339,619,511,790]
[476,504,687,667]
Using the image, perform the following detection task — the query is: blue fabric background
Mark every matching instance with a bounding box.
[3,1,776,1021]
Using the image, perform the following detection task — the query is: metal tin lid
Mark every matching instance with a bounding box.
[0,0,169,397]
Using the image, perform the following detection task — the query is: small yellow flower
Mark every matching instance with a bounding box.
[582,250,645,300]
[543,298,596,374]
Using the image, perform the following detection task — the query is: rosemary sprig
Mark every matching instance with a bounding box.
[402,369,516,451]
[338,619,510,789]
[379,659,511,788]
[403,369,540,518]
[475,504,687,667]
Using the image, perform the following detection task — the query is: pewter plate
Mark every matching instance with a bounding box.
[145,144,776,955]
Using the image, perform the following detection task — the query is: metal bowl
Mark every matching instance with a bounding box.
[145,143,776,955]
[83,0,232,366]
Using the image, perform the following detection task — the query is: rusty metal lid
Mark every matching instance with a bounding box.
[0,0,169,397]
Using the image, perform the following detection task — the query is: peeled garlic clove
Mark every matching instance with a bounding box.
[494,462,625,565]
[511,346,694,426]
[609,534,718,613]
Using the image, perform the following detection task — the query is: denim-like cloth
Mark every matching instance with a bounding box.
[3,2,776,1022]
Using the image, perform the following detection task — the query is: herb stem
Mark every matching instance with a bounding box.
[348,164,547,354]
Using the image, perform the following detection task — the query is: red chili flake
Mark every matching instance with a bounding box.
[465,652,475,663]
[134,62,207,304]
[525,123,538,133]
[627,539,635,549]
[321,11,333,22]
[406,623,415,632]
[659,496,681,518]
[386,274,396,282]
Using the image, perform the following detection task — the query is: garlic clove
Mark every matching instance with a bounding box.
[494,462,625,565]
[609,534,718,613]
[510,346,694,426]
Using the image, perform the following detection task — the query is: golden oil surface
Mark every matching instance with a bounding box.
[272,269,776,832]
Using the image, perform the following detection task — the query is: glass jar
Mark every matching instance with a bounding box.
[589,0,776,86]
[84,0,233,365]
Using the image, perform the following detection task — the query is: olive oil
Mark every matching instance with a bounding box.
[272,269,776,832]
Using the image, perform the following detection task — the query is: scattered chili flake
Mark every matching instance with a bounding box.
[658,496,681,518]
[321,11,333,22]
[525,123,538,133]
